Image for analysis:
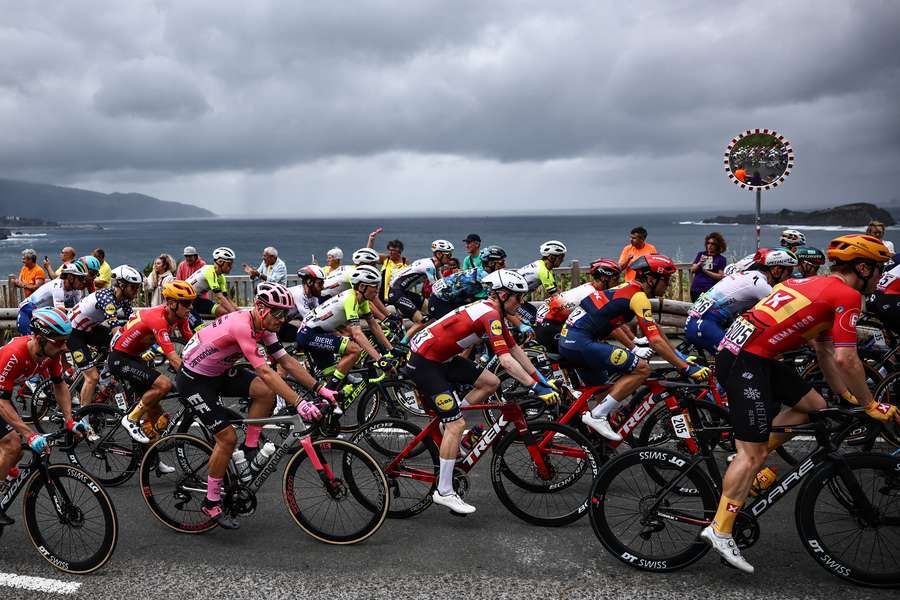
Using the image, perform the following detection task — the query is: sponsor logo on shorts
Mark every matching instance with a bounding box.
[610,348,629,366]
[72,350,85,363]
[434,393,455,411]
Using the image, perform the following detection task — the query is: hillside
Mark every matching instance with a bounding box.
[704,202,895,227]
[0,178,215,221]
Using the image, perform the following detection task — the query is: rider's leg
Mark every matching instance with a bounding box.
[244,377,276,451]
[207,425,237,502]
[128,374,172,423]
[460,369,500,407]
[80,366,99,406]
[592,361,650,418]
[0,430,22,481]
[767,388,824,451]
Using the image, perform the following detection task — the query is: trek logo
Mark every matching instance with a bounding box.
[461,416,507,466]
[620,393,663,438]
[763,290,796,310]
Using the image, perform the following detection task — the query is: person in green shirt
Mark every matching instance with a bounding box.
[462,233,483,270]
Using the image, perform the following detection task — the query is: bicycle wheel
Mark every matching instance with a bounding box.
[492,421,600,526]
[66,403,142,486]
[282,438,389,544]
[355,379,428,426]
[139,433,225,534]
[28,378,58,434]
[869,370,900,449]
[22,464,118,574]
[351,418,439,518]
[589,447,719,572]
[795,452,900,587]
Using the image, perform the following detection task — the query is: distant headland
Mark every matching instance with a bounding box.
[703,202,895,227]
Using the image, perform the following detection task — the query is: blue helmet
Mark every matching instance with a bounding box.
[31,307,72,339]
[479,245,507,263]
[79,255,101,273]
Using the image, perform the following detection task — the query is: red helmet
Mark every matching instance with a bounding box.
[589,258,620,278]
[630,254,676,276]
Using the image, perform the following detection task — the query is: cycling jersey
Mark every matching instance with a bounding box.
[389,258,439,293]
[721,276,861,359]
[0,336,64,400]
[320,266,353,299]
[565,282,661,341]
[688,271,772,324]
[876,263,900,294]
[537,283,595,324]
[410,300,516,362]
[303,289,371,332]
[70,288,133,332]
[112,304,193,357]
[186,265,227,296]
[286,284,320,321]
[724,253,755,276]
[19,278,80,310]
[430,267,488,304]
[517,260,557,294]
[181,310,286,377]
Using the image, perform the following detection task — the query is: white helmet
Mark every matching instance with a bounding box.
[759,248,799,268]
[482,269,529,293]
[352,248,380,266]
[431,239,454,253]
[779,229,805,248]
[724,254,756,275]
[540,240,567,257]
[112,265,143,285]
[326,247,343,260]
[350,265,381,286]
[213,247,236,261]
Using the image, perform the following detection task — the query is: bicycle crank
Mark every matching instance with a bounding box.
[452,469,470,499]
[732,511,760,549]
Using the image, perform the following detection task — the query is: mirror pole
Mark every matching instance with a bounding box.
[755,188,762,249]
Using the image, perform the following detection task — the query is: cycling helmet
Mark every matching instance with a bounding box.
[350,265,382,286]
[297,265,326,281]
[212,247,236,262]
[482,269,529,293]
[827,234,892,263]
[779,229,806,248]
[31,307,72,339]
[112,265,143,285]
[431,240,454,254]
[794,246,826,266]
[60,261,88,277]
[754,247,798,268]
[352,248,380,266]
[479,245,507,263]
[255,282,294,310]
[539,240,567,257]
[162,280,197,301]
[79,255,101,272]
[589,258,621,278]
[630,254,677,276]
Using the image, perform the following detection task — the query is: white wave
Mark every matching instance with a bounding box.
[9,232,47,238]
[677,221,739,226]
[678,220,868,232]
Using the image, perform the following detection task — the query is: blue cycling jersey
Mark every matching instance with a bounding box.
[430,267,488,304]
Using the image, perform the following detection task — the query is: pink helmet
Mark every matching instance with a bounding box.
[255,282,294,310]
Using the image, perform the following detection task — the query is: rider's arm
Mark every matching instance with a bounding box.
[365,314,393,353]
[823,295,875,405]
[831,345,876,406]
[213,290,239,314]
[499,350,538,387]
[274,353,318,390]
[611,326,635,349]
[53,379,74,423]
[0,397,33,437]
[630,292,689,369]
[350,324,383,361]
[253,362,306,408]
[369,297,389,320]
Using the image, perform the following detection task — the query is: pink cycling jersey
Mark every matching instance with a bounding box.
[181,310,286,377]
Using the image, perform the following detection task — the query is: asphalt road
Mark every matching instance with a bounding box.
[2,444,898,600]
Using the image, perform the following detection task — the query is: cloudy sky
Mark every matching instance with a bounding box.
[1,1,898,216]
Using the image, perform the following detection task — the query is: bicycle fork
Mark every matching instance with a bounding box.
[299,437,343,499]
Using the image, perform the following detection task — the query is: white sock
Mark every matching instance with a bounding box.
[458,398,470,408]
[591,395,620,418]
[437,458,456,496]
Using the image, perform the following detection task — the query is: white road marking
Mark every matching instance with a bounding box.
[0,572,81,595]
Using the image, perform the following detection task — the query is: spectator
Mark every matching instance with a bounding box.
[618,226,658,282]
[243,246,287,287]
[689,232,727,301]
[144,253,176,306]
[176,246,206,281]
[380,238,408,300]
[866,220,895,253]
[462,233,482,270]
[16,249,46,298]
[323,247,343,274]
[43,246,76,279]
[443,257,461,277]
[93,248,112,289]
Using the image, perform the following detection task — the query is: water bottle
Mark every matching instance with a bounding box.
[749,466,778,496]
[0,467,19,497]
[250,442,276,473]
[459,425,484,456]
[231,449,252,484]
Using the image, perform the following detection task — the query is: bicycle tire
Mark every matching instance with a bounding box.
[22,464,118,574]
[795,452,900,587]
[589,447,719,572]
[869,370,900,449]
[492,421,600,526]
[27,378,57,433]
[282,438,389,544]
[350,418,438,518]
[355,379,427,427]
[66,403,142,486]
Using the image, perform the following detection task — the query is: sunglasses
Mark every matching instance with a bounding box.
[45,337,69,347]
[177,300,194,308]
[266,308,289,320]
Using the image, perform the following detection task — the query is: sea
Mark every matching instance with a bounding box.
[0,212,883,277]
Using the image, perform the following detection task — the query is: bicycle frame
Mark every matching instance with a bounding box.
[1,436,71,522]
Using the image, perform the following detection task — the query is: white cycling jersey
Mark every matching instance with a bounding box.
[688,271,771,323]
[286,284,320,321]
[20,279,80,309]
[536,283,595,323]
[390,258,438,292]
[320,266,353,299]
[303,289,372,332]
[876,263,900,294]
[723,253,756,276]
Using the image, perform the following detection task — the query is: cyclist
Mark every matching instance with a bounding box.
[535,258,621,354]
[16,261,88,334]
[559,254,710,441]
[869,251,900,335]
[793,246,826,278]
[0,308,87,526]
[426,245,507,321]
[387,240,454,343]
[186,246,239,327]
[320,248,391,319]
[69,265,142,407]
[407,269,559,515]
[705,234,900,573]
[515,240,567,326]
[779,229,806,251]
[277,265,326,343]
[297,265,394,394]
[684,248,797,355]
[78,255,102,293]
[112,281,197,443]
[177,283,333,529]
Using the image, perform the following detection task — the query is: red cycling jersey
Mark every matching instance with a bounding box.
[112,304,193,357]
[724,276,860,359]
[410,300,517,362]
[0,336,64,399]
[876,263,900,295]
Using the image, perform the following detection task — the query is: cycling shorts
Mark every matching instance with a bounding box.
[68,327,112,369]
[558,326,639,385]
[176,366,256,435]
[387,289,424,320]
[295,326,349,371]
[868,292,900,336]
[108,349,160,396]
[407,353,483,423]
[684,315,727,355]
[426,296,459,321]
[515,302,538,325]
[535,319,563,355]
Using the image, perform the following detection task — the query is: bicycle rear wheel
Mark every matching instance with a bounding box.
[589,447,718,572]
[28,378,58,434]
[282,438,389,544]
[795,452,900,587]
[66,403,142,486]
[23,465,118,574]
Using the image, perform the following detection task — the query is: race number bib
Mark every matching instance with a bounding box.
[430,279,446,296]
[689,294,714,317]
[720,316,755,354]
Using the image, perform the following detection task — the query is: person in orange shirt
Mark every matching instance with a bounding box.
[16,249,46,298]
[618,227,658,281]
[734,167,746,182]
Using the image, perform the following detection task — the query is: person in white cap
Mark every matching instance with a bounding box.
[324,247,343,274]
[177,245,206,282]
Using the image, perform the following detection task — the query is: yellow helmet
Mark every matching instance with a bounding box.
[826,234,892,263]
[162,280,198,301]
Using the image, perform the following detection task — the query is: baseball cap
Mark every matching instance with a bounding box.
[463,234,481,243]
[183,246,198,256]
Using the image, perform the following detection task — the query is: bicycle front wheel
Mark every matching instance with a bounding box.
[282,438,389,544]
[795,452,900,587]
[23,465,118,574]
[67,403,142,486]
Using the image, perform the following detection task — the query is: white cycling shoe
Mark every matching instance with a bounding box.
[581,412,622,441]
[432,491,476,515]
[120,415,151,444]
[700,526,754,573]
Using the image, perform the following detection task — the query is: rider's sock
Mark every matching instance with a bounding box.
[327,370,346,390]
[458,398,470,408]
[207,476,223,502]
[127,401,145,423]
[245,425,262,449]
[437,458,455,496]
[711,495,742,536]
[766,434,784,452]
[591,395,620,418]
